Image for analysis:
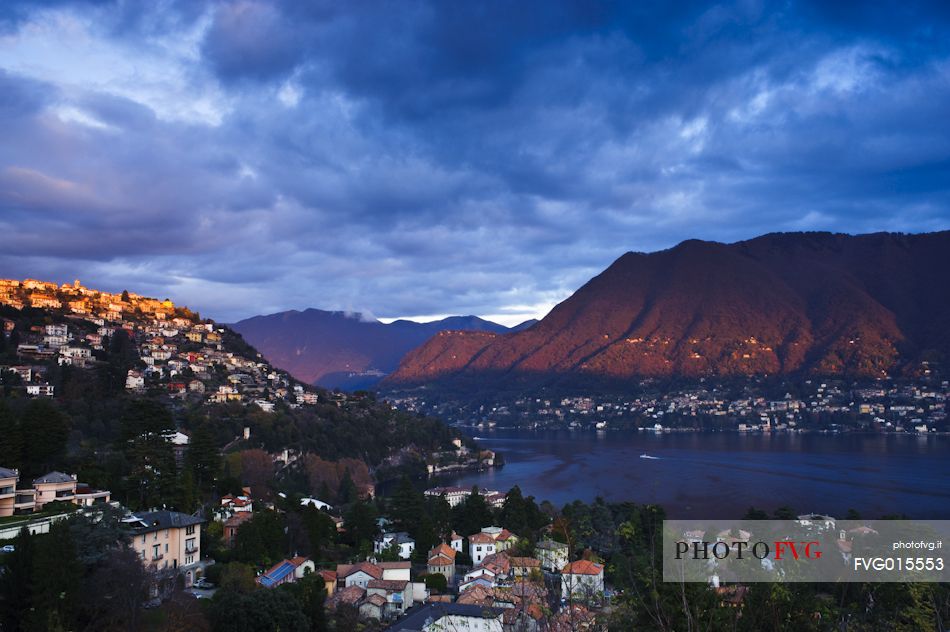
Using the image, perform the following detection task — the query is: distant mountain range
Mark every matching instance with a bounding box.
[384,231,950,391]
[231,309,537,389]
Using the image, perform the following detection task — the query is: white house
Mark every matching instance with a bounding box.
[366,579,412,616]
[560,560,605,601]
[378,561,412,582]
[468,532,496,565]
[126,371,145,390]
[536,539,570,572]
[374,532,415,560]
[25,384,54,397]
[337,562,382,589]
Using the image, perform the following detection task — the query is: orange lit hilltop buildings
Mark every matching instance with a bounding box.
[0,277,337,412]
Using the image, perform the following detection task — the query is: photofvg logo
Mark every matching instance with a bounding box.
[662,520,949,583]
[675,538,822,562]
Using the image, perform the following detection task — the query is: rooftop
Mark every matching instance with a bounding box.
[562,559,604,576]
[33,471,74,484]
[383,603,503,631]
[129,510,204,534]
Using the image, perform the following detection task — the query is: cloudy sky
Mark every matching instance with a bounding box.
[1,1,948,325]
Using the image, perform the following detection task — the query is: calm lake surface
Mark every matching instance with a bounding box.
[442,430,950,519]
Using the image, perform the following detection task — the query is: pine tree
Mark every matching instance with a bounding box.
[21,399,69,476]
[185,424,220,493]
[389,476,424,535]
[0,401,23,468]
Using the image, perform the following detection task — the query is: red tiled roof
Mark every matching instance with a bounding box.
[510,557,541,568]
[223,512,253,528]
[468,532,495,544]
[365,593,387,607]
[430,543,456,559]
[496,528,516,541]
[377,561,411,570]
[328,585,365,608]
[561,560,604,576]
[337,561,382,580]
[367,579,408,591]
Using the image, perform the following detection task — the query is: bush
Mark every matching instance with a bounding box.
[423,573,447,593]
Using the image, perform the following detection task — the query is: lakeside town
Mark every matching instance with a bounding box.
[389,371,949,435]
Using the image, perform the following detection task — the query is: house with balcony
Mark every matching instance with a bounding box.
[128,510,204,587]
[33,471,79,509]
[0,468,111,516]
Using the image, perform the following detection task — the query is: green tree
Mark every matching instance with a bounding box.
[500,485,529,535]
[21,399,69,476]
[288,572,329,632]
[0,528,34,632]
[301,506,336,561]
[185,424,221,493]
[773,505,796,520]
[233,511,287,566]
[218,563,257,594]
[343,500,378,553]
[209,586,309,632]
[28,520,82,632]
[118,400,178,508]
[743,506,769,520]
[453,486,494,537]
[337,469,357,505]
[423,573,447,593]
[389,476,424,535]
[0,401,23,467]
[428,493,453,543]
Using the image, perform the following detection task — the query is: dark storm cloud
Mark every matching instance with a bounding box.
[1,0,949,323]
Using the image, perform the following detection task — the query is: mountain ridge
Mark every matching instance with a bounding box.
[384,231,950,390]
[231,308,530,388]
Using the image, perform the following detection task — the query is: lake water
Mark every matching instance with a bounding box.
[442,430,950,519]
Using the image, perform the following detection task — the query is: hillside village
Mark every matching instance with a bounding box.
[0,278,326,411]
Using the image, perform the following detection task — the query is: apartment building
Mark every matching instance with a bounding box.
[129,510,204,586]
